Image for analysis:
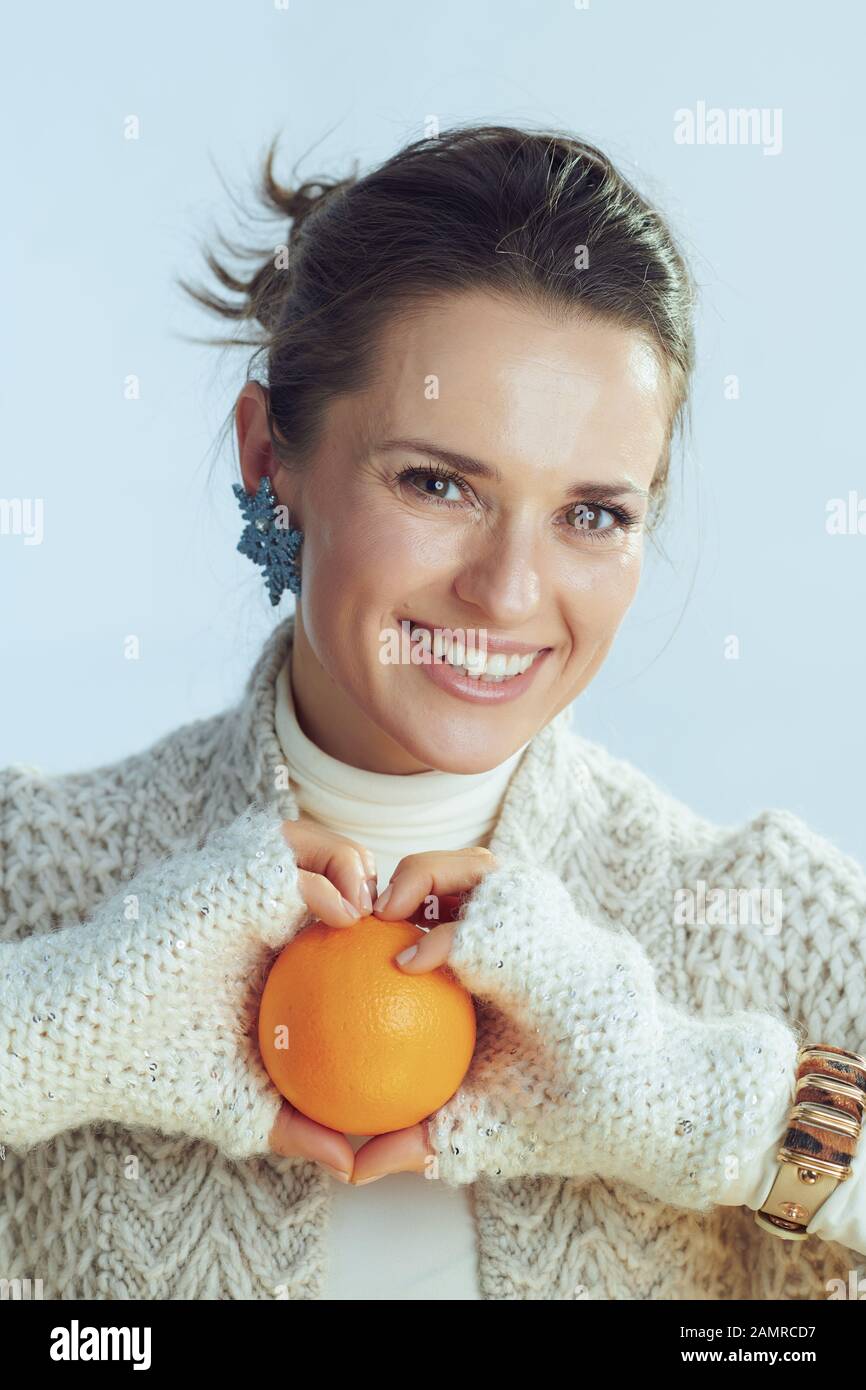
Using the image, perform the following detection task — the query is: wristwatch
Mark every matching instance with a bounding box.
[755,1044,866,1240]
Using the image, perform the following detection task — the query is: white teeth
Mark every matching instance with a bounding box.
[412,625,541,680]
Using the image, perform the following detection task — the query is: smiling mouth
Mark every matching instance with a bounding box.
[406,620,548,683]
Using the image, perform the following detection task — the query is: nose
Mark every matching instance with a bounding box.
[452,518,544,627]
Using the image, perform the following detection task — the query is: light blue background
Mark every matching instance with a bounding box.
[2,0,863,862]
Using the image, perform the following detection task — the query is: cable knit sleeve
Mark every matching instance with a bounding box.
[0,802,310,1161]
[427,858,802,1211]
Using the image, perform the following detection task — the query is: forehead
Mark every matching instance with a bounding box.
[352,290,671,480]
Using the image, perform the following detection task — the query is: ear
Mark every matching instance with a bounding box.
[235,383,280,495]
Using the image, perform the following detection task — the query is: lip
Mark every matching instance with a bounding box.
[414,647,551,704]
[401,619,552,705]
[403,618,552,657]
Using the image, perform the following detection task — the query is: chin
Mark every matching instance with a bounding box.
[438,748,518,774]
[391,719,525,775]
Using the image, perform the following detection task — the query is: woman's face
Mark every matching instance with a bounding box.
[238,290,672,774]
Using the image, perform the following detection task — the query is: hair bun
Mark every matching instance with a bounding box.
[285,181,327,241]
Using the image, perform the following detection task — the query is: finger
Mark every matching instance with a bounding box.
[351,1122,432,1183]
[402,892,463,929]
[283,821,377,913]
[321,839,377,905]
[296,867,365,927]
[268,1102,354,1180]
[285,817,377,881]
[394,920,456,973]
[317,845,374,914]
[373,848,497,921]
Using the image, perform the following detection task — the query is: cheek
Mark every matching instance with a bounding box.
[296,503,379,678]
[300,503,452,678]
[301,504,383,617]
[615,543,644,609]
[561,541,643,636]
[311,503,456,610]
[560,551,642,696]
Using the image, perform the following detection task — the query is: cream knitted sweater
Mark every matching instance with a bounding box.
[2,614,865,1299]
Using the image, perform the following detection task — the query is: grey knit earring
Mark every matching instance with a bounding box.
[232,476,304,605]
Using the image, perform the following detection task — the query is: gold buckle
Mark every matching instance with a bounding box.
[755,1159,840,1240]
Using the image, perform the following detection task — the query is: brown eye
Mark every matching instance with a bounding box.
[416,474,460,500]
[564,502,638,542]
[395,465,470,506]
[568,503,611,531]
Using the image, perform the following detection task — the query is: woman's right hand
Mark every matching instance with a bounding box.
[1,805,380,1179]
[267,815,379,1180]
[281,813,378,925]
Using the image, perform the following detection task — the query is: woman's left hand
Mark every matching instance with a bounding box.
[351,848,498,1184]
[351,849,800,1209]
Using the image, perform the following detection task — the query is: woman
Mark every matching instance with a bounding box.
[2,124,864,1302]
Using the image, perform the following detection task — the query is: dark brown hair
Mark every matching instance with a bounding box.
[179,122,696,532]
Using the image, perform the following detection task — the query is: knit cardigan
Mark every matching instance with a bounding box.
[2,614,865,1300]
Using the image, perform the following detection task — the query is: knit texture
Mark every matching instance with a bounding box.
[2,612,865,1299]
[427,860,800,1208]
[1,806,309,1160]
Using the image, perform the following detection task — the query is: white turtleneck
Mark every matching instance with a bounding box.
[273,658,530,1300]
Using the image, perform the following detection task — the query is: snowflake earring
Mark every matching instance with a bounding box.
[232,475,304,604]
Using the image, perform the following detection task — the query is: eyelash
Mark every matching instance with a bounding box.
[394,461,640,542]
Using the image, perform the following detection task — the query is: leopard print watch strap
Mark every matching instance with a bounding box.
[755,1044,866,1240]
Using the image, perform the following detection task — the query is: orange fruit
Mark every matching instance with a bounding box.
[258,915,477,1135]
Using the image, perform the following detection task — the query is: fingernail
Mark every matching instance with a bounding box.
[395,945,417,965]
[322,1164,351,1182]
[358,879,373,914]
[366,874,378,903]
[353,1174,384,1185]
[340,896,362,919]
[373,883,392,912]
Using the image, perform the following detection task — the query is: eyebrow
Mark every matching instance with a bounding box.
[376,437,650,501]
